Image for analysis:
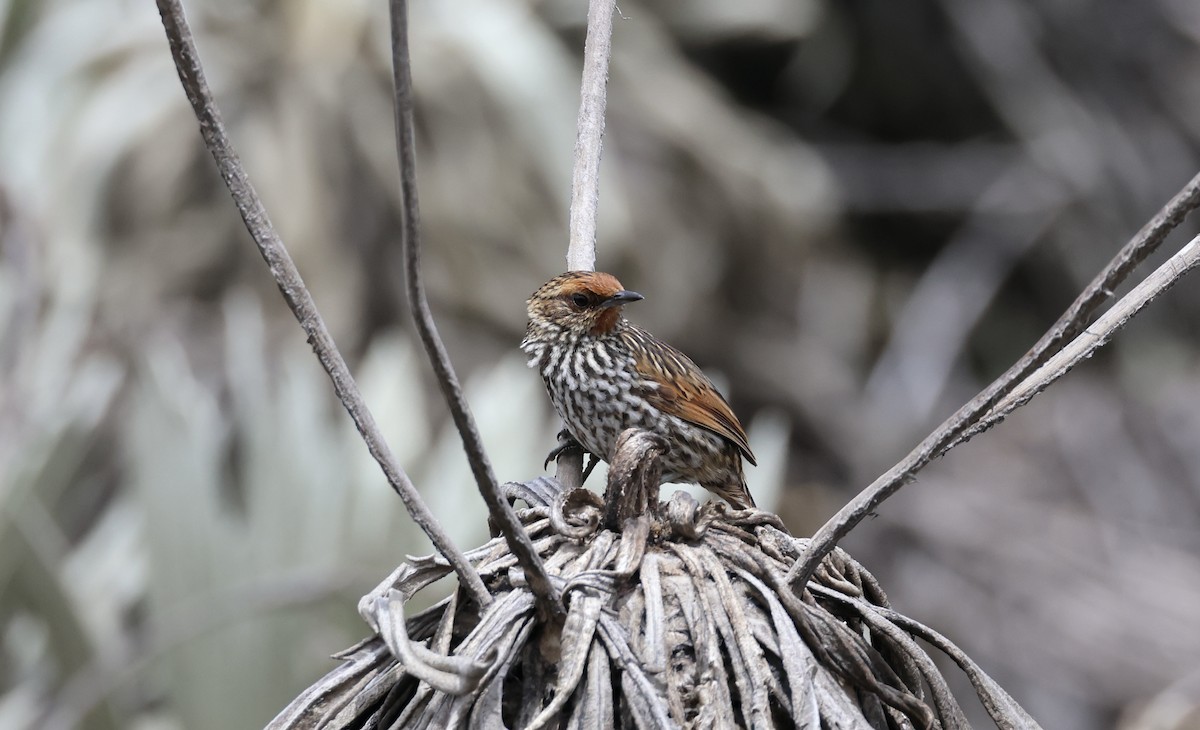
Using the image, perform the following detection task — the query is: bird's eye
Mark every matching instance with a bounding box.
[571,293,590,308]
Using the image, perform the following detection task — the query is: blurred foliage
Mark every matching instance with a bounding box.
[1,0,1200,728]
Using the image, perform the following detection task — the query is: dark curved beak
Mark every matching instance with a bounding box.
[600,290,644,309]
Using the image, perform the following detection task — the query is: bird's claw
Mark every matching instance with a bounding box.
[581,454,598,482]
[544,430,583,470]
[544,431,600,484]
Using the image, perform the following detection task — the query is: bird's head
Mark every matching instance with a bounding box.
[526,271,644,337]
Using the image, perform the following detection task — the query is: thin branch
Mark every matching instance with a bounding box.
[788,170,1200,587]
[388,0,562,622]
[1025,170,1200,369]
[554,441,586,492]
[555,0,617,488]
[956,234,1200,444]
[566,0,616,272]
[154,0,489,606]
[603,429,666,530]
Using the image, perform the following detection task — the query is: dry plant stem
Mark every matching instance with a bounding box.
[554,451,586,492]
[789,169,1200,588]
[566,0,616,272]
[603,429,665,529]
[1032,170,1200,360]
[962,234,1200,441]
[555,0,616,488]
[154,0,489,606]
[286,474,1040,728]
[388,0,561,621]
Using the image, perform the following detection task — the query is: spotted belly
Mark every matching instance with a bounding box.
[545,376,729,484]
[535,338,738,486]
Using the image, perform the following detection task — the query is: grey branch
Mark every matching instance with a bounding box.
[957,234,1200,443]
[789,168,1200,588]
[557,0,617,490]
[602,429,666,530]
[388,0,562,622]
[153,0,490,606]
[566,0,616,273]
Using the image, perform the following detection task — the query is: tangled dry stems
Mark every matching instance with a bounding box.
[271,432,1038,730]
[154,0,1200,725]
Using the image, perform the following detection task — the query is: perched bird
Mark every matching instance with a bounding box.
[521,271,757,509]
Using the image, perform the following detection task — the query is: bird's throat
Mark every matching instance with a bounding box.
[589,308,622,336]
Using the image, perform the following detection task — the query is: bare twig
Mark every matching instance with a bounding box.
[154,0,489,606]
[789,169,1200,587]
[554,440,586,492]
[567,0,617,272]
[372,589,489,693]
[388,0,562,622]
[603,429,666,530]
[1023,170,1200,370]
[956,234,1200,443]
[556,0,617,490]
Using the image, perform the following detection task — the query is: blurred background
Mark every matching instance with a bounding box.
[3,0,1200,727]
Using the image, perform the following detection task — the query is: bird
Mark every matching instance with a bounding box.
[521,271,757,509]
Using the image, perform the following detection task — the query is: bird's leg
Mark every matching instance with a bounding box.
[546,430,601,485]
[581,454,599,483]
[544,429,586,470]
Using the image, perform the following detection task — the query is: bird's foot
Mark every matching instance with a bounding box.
[544,430,600,483]
[544,429,584,470]
[581,454,599,483]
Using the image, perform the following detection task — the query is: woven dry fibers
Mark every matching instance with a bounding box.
[270,461,1038,730]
